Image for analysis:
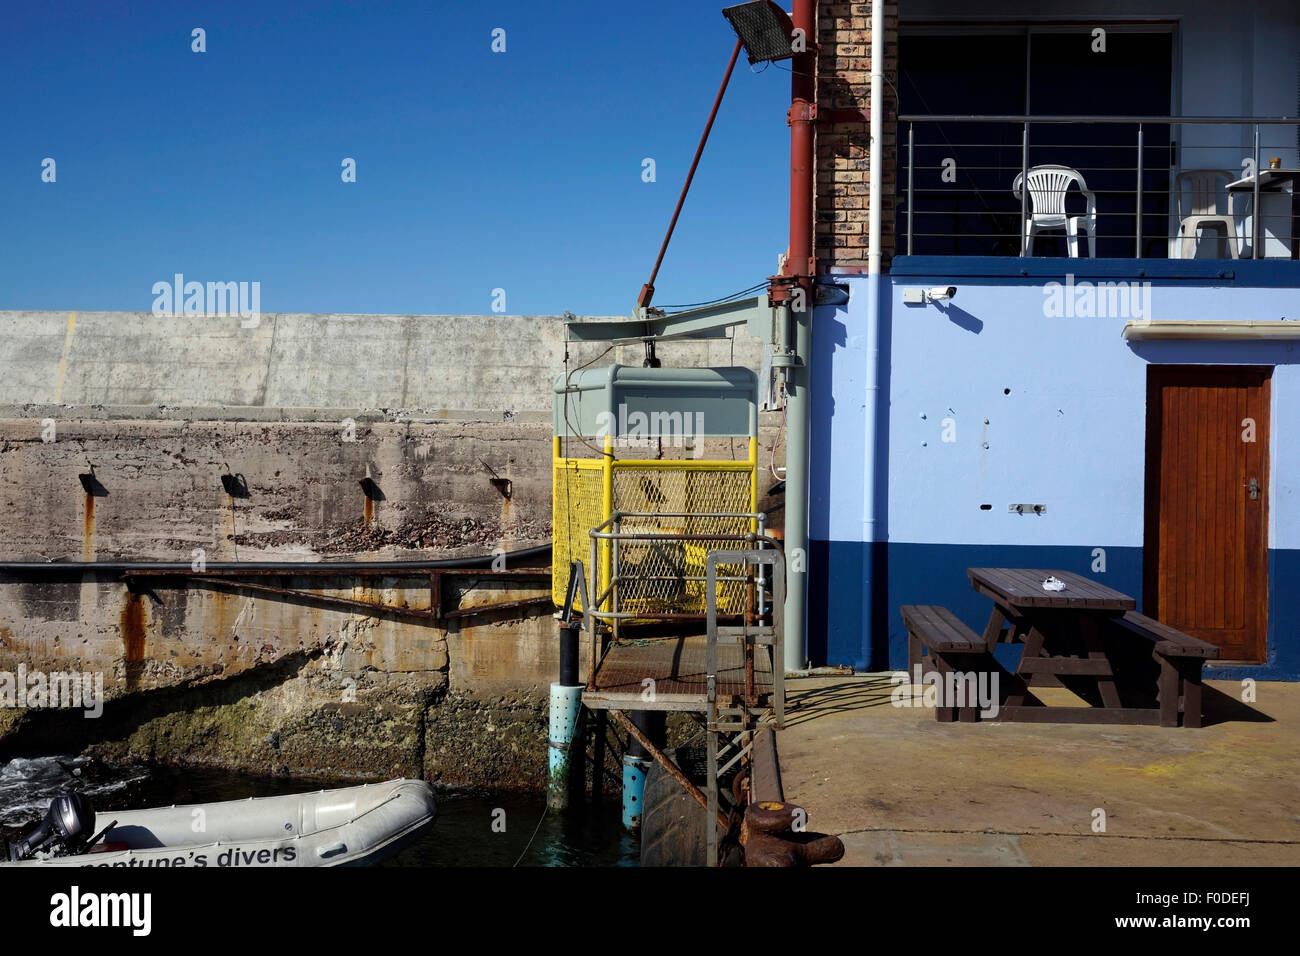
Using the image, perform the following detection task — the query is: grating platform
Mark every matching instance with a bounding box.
[582,634,774,712]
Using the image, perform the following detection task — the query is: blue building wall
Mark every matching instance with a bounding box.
[810,258,1300,680]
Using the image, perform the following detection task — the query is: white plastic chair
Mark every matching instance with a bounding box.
[1174,169,1238,259]
[1011,165,1097,257]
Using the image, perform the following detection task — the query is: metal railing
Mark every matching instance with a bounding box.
[899,115,1300,260]
[579,522,786,868]
[705,548,785,728]
[585,511,773,630]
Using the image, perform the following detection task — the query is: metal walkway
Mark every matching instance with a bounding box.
[571,528,786,865]
[582,633,775,712]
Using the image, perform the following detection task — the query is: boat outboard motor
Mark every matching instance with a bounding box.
[4,792,96,861]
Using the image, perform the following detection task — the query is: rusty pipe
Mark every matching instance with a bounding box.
[783,0,817,286]
[607,709,730,832]
[638,38,744,309]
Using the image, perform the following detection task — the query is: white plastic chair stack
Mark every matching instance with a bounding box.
[1012,164,1097,258]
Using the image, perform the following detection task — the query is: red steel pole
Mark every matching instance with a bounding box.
[784,0,817,284]
[638,38,745,310]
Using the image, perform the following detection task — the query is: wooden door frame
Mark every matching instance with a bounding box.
[1143,364,1271,664]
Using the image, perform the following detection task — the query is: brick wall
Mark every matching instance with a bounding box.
[816,1,899,273]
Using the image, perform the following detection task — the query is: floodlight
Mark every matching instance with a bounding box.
[722,1,796,64]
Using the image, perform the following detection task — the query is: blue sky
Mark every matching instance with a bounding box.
[0,1,790,317]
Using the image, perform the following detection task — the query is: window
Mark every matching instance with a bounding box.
[897,26,1174,258]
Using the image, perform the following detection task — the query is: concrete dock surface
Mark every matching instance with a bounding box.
[778,675,1300,866]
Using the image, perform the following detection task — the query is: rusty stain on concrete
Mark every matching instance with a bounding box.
[52,311,77,403]
[82,493,94,561]
[213,589,229,643]
[120,592,147,690]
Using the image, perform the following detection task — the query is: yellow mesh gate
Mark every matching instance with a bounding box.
[551,439,758,615]
[612,466,754,615]
[552,446,607,610]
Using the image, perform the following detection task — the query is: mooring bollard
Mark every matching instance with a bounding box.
[621,710,664,830]
[741,800,845,867]
[547,620,584,810]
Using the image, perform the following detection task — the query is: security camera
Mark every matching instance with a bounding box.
[902,286,958,306]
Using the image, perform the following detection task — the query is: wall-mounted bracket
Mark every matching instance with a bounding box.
[564,295,779,346]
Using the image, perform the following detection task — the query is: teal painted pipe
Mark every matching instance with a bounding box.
[620,709,661,830]
[546,683,583,810]
[622,757,650,830]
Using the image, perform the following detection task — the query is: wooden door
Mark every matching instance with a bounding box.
[1144,366,1270,662]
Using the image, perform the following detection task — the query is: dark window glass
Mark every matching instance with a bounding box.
[897,30,1173,258]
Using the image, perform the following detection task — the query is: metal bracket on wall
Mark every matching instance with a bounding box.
[1008,503,1047,515]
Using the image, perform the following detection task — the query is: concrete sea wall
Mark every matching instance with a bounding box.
[0,311,777,789]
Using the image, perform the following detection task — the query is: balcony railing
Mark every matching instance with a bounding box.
[899,115,1300,260]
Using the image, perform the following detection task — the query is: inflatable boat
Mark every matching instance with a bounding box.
[1,778,436,868]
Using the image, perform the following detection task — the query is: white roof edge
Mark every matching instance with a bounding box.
[1122,319,1300,340]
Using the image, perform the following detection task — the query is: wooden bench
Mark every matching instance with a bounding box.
[1111,611,1220,728]
[901,605,1009,723]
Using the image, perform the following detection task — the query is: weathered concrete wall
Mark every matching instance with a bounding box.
[0,413,563,788]
[0,418,552,563]
[0,311,783,790]
[0,310,764,415]
[0,580,572,789]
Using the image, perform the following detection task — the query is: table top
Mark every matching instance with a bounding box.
[967,567,1137,611]
[1226,169,1300,191]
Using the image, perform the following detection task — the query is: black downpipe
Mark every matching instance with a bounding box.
[559,622,581,687]
[625,710,665,761]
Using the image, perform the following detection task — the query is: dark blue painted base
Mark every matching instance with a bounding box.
[891,255,1300,288]
[808,540,1300,680]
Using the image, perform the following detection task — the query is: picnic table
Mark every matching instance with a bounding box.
[902,568,1218,727]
